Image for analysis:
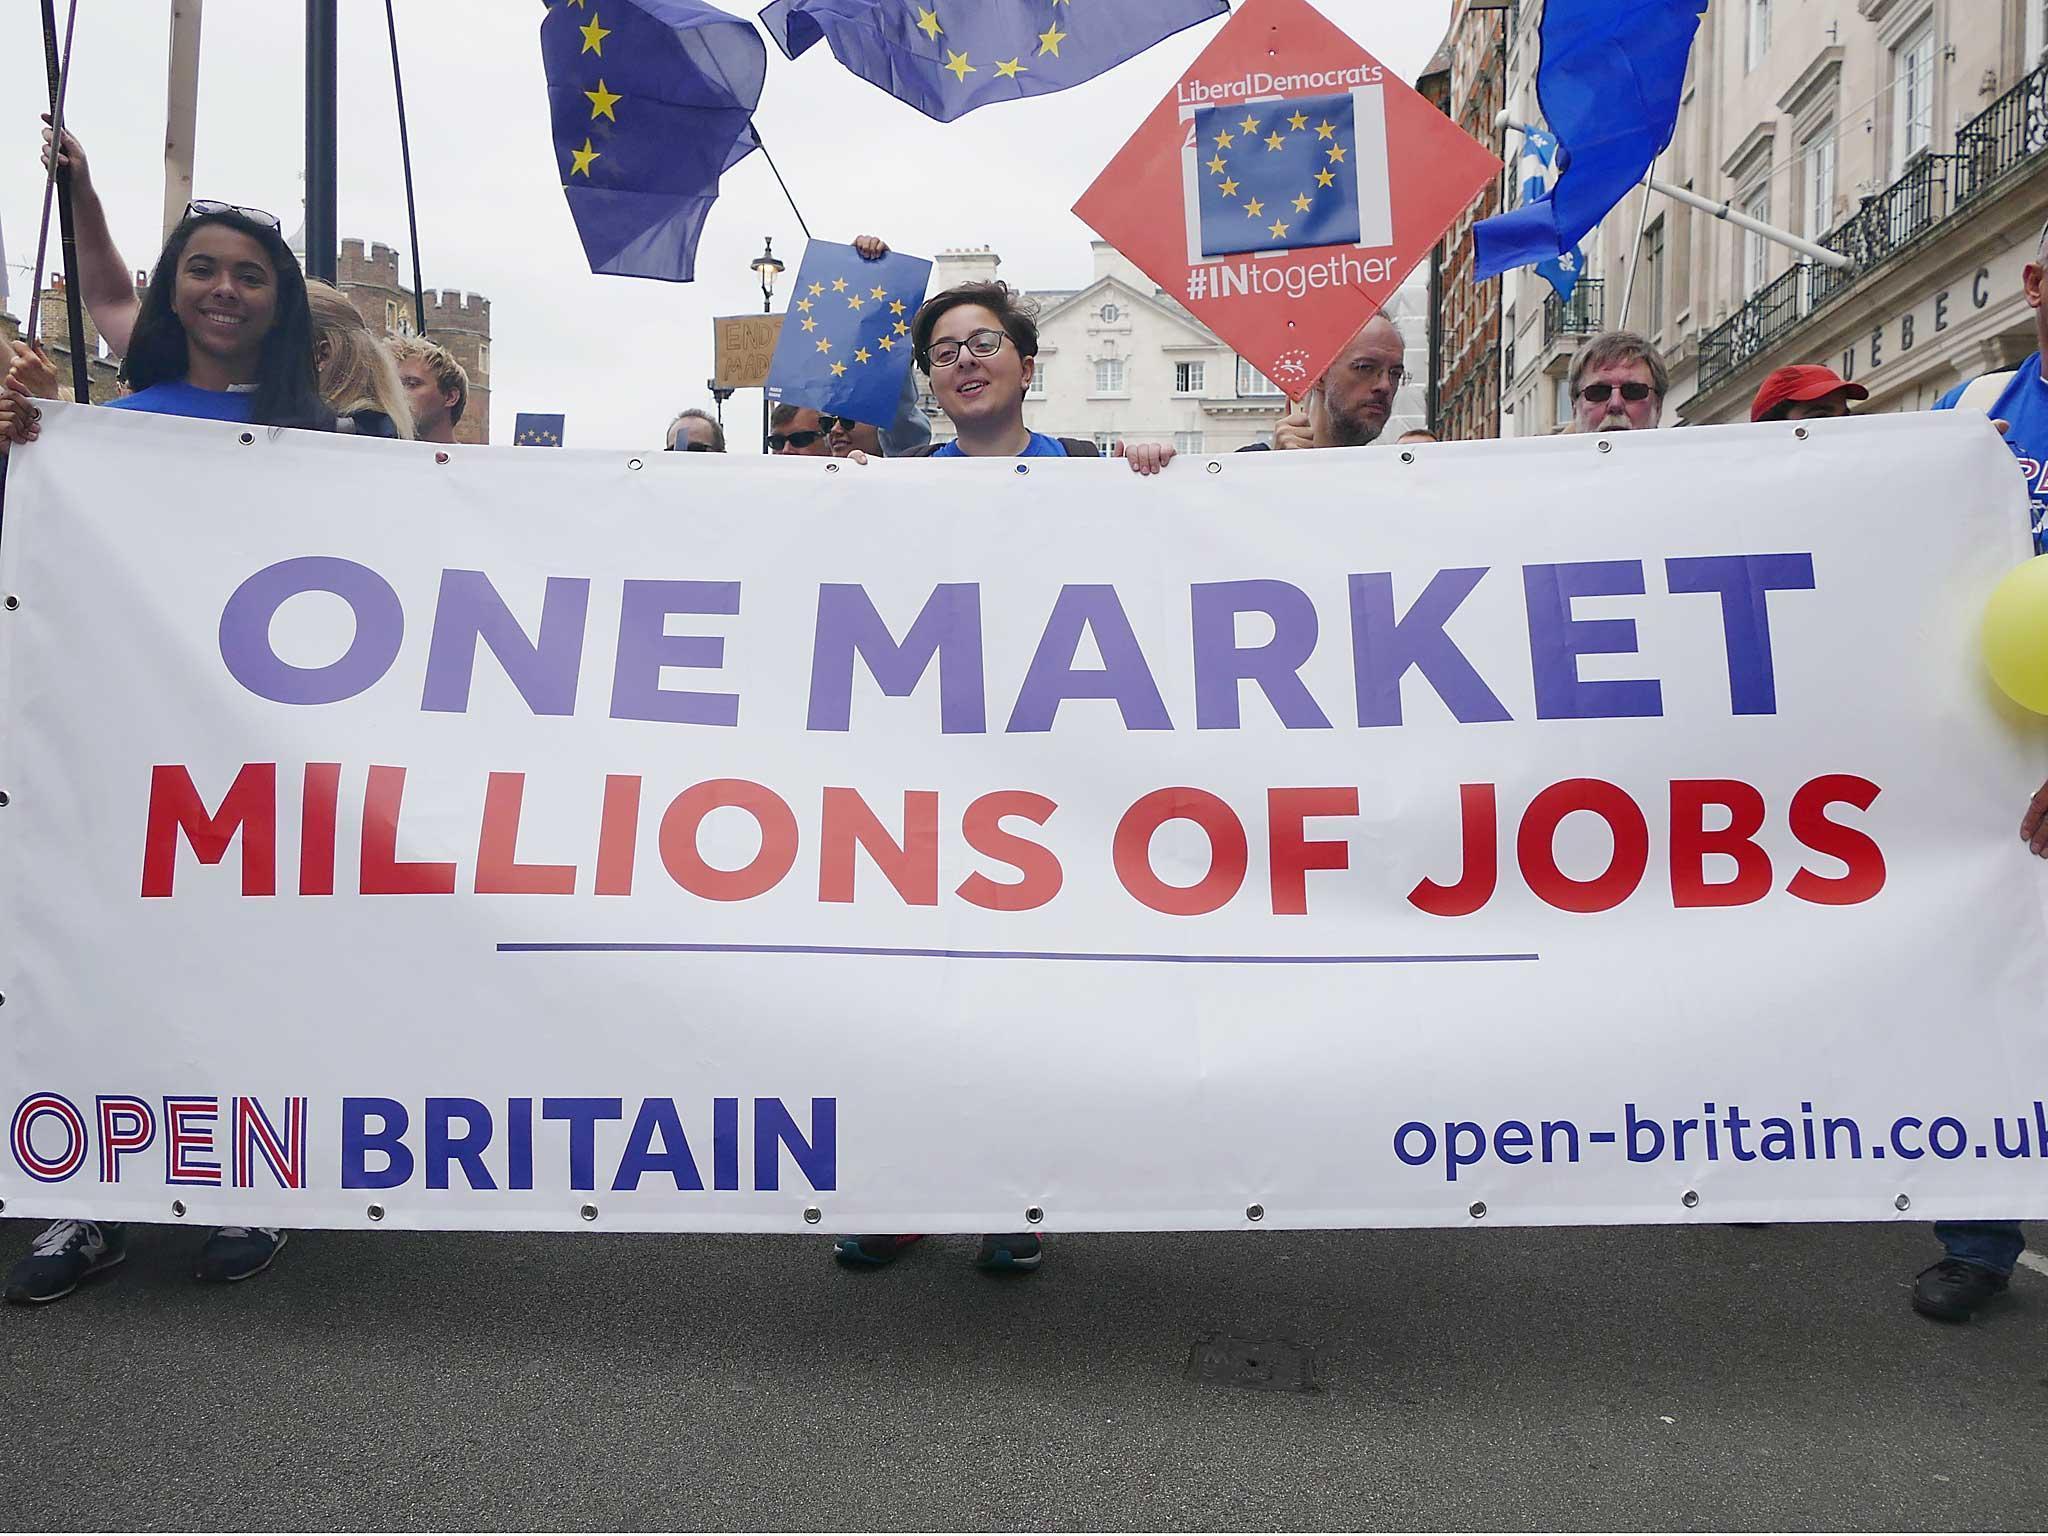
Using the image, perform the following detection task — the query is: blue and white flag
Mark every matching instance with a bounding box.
[1517,127,1584,303]
[1474,0,1703,281]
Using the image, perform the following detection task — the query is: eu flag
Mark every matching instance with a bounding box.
[1195,93,1362,259]
[764,241,933,426]
[514,413,567,446]
[758,0,1226,123]
[541,0,766,282]
[1473,0,1703,281]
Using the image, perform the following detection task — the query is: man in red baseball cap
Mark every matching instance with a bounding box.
[1750,364,1869,423]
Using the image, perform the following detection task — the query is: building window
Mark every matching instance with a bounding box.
[1093,432,1120,453]
[476,342,490,376]
[1099,302,1121,324]
[1893,20,1935,171]
[1553,374,1571,428]
[384,299,400,333]
[1027,364,1047,397]
[1236,358,1282,397]
[1802,123,1836,236]
[1174,431,1205,454]
[1174,361,1206,394]
[1094,357,1125,394]
[1745,0,1770,71]
[1640,218,1665,339]
[1740,181,1771,297]
[2029,0,2047,64]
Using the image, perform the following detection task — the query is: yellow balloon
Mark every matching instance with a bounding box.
[1982,554,2048,713]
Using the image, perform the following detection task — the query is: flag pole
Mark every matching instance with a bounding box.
[383,0,428,334]
[753,132,812,241]
[32,0,91,404]
[1495,117,1852,273]
[1617,157,1658,330]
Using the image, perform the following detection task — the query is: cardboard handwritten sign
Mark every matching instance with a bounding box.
[713,314,786,390]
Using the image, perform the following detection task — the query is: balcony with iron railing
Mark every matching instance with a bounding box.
[1694,57,2048,399]
[1543,277,1604,345]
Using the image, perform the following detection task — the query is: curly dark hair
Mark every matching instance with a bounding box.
[121,209,332,430]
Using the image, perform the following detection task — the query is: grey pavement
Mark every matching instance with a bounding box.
[0,1217,2041,1530]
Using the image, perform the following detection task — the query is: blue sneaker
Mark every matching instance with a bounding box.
[4,1219,129,1304]
[974,1233,1042,1272]
[834,1234,924,1267]
[194,1226,287,1283]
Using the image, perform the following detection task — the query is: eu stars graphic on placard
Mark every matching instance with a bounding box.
[1075,0,1499,399]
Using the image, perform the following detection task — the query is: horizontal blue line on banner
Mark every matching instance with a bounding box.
[497,943,1541,965]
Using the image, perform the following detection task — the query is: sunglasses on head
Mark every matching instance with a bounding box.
[665,440,716,452]
[768,428,826,451]
[1577,380,1656,404]
[185,199,282,233]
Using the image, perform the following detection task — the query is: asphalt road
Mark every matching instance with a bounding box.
[1,1217,2041,1530]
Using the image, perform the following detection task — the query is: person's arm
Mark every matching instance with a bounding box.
[4,339,62,401]
[40,118,141,356]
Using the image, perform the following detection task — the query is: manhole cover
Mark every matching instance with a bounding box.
[1185,1333,1319,1394]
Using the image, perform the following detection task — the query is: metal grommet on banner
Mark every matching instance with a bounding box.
[627,458,644,472]
[1025,1205,1045,1226]
[2,595,17,611]
[434,451,450,465]
[237,431,254,445]
[580,1203,599,1222]
[803,1206,822,1225]
[824,461,841,474]
[171,1200,187,1218]
[1400,451,1415,465]
[1468,1200,1487,1220]
[0,790,12,807]
[1245,1203,1265,1223]
[1596,440,1612,454]
[1895,1193,1912,1212]
[0,1198,6,1214]
[1795,426,1810,440]
[366,1203,386,1222]
[1205,460,1221,475]
[1681,1190,1700,1209]
[1013,463,1028,475]
[0,991,7,1007]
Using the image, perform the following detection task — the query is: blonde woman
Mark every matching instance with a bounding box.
[306,279,415,439]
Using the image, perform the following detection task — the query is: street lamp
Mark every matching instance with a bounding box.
[750,235,785,454]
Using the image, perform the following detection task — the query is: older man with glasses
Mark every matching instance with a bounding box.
[1567,331,1668,434]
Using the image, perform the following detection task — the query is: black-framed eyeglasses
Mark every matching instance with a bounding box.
[925,329,1008,369]
[1577,380,1656,404]
[665,440,717,452]
[184,199,282,233]
[768,429,827,452]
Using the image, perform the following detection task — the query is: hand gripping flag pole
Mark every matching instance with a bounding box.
[31,0,91,405]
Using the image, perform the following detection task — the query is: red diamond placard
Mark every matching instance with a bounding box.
[1074,0,1500,400]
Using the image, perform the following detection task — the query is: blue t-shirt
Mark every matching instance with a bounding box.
[932,431,1070,458]
[105,381,256,422]
[1936,354,2048,552]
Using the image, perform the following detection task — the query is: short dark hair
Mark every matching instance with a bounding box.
[912,281,1039,374]
[666,407,725,451]
[770,402,805,430]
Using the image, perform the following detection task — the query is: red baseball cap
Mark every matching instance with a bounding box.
[1750,364,1869,422]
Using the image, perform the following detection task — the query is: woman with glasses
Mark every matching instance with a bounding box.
[904,282,1176,473]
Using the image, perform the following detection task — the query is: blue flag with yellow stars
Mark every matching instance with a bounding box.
[514,413,567,446]
[541,0,765,282]
[763,241,933,425]
[757,0,1226,123]
[1195,93,1364,260]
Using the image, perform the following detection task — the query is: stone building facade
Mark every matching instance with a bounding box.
[1492,0,2048,432]
[0,280,123,403]
[917,242,1430,452]
[335,239,493,445]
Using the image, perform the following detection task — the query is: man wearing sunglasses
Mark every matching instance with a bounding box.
[768,402,836,457]
[1567,331,1668,434]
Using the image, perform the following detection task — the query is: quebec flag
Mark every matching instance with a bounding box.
[1519,128,1584,303]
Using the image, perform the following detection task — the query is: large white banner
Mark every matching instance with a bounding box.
[2,404,2045,1234]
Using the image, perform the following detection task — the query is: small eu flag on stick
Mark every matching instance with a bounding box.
[541,0,767,282]
[758,0,1226,123]
[764,240,932,426]
[514,413,567,446]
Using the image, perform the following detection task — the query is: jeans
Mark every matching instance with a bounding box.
[1935,1221,2025,1275]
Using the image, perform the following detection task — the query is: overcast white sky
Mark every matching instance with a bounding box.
[0,0,1452,448]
